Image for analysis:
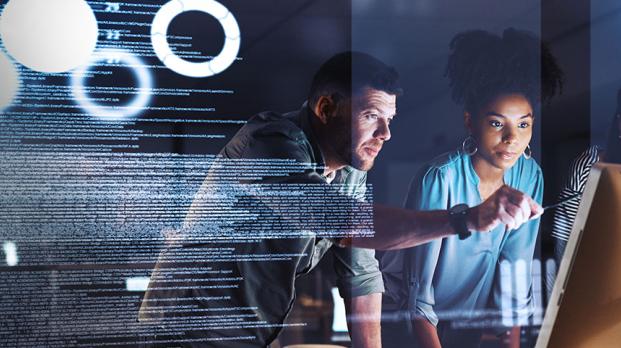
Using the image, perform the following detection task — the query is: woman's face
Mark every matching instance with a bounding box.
[467,93,534,172]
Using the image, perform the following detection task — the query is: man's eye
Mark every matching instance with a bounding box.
[365,114,378,120]
[518,122,531,129]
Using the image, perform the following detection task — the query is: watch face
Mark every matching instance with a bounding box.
[451,203,469,214]
[449,203,471,240]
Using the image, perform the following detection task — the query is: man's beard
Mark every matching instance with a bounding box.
[333,132,382,172]
[351,154,374,171]
[351,139,382,171]
[325,111,380,172]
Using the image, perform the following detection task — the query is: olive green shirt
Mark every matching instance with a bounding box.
[139,105,383,347]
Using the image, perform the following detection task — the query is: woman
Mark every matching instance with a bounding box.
[381,28,563,348]
[551,89,621,266]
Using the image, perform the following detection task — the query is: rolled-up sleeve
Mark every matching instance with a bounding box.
[410,240,442,325]
[332,168,383,298]
[381,165,449,326]
[333,246,384,298]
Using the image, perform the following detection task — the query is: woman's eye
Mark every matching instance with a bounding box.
[489,120,502,128]
[365,114,378,120]
[518,122,531,129]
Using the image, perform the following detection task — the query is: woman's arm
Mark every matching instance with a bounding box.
[413,317,442,348]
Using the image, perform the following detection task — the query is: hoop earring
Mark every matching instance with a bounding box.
[523,144,532,159]
[462,136,478,156]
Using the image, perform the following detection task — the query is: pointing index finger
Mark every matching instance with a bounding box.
[528,195,543,219]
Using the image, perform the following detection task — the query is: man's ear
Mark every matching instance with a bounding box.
[312,95,337,125]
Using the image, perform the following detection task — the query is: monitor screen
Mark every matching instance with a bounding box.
[537,163,621,348]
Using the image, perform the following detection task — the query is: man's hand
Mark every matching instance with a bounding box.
[467,185,543,232]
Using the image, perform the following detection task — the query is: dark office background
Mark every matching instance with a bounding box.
[2,0,620,346]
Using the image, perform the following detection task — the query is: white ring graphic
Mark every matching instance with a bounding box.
[151,0,241,78]
[71,49,153,119]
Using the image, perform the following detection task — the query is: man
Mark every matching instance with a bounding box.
[139,52,541,347]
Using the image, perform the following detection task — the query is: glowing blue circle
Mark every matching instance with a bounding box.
[151,0,241,78]
[70,49,153,119]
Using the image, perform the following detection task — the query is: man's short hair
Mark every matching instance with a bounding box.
[307,51,403,107]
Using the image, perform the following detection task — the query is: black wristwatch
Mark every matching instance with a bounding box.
[449,203,471,240]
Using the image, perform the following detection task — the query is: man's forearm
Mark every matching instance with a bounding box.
[345,293,382,348]
[342,184,543,250]
[345,204,456,250]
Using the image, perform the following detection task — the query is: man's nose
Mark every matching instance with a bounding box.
[374,119,391,141]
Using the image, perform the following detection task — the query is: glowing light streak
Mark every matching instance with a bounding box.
[0,50,19,109]
[3,241,18,266]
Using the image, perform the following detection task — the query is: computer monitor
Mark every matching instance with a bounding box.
[536,163,621,348]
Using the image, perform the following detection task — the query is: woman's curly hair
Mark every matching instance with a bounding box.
[445,28,563,114]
